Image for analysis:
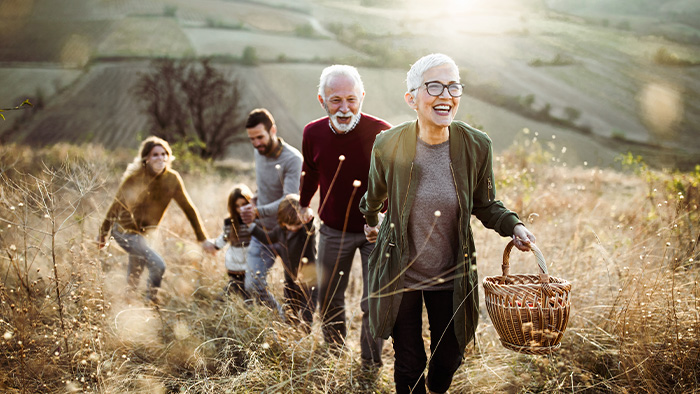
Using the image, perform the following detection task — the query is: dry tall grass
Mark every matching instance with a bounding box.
[0,137,698,393]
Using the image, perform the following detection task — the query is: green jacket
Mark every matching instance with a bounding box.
[359,120,522,352]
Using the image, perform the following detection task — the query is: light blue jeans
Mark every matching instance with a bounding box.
[244,236,283,315]
[112,226,165,301]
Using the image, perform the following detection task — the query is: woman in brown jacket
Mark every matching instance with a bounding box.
[98,136,215,303]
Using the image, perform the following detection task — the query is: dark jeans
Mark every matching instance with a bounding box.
[225,272,249,300]
[392,289,463,394]
[282,249,318,331]
[317,224,383,364]
[245,236,317,327]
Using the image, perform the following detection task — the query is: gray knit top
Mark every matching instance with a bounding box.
[405,138,460,291]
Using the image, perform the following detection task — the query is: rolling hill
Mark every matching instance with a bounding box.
[1,0,698,169]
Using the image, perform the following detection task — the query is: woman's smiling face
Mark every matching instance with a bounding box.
[145,145,169,174]
[406,63,461,130]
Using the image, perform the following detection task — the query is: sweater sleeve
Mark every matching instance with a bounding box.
[257,152,303,219]
[99,178,131,239]
[299,127,320,208]
[99,198,122,240]
[359,142,388,227]
[172,172,209,241]
[471,142,522,237]
[250,223,281,244]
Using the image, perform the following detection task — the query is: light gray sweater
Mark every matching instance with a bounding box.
[253,138,302,230]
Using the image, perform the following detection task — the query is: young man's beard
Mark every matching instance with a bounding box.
[257,138,275,155]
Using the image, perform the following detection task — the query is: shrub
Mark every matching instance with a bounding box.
[241,46,258,66]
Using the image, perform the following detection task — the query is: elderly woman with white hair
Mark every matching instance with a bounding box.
[360,53,536,393]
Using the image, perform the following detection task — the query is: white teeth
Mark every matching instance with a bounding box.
[434,105,450,111]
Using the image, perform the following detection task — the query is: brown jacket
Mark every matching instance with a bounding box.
[99,168,208,241]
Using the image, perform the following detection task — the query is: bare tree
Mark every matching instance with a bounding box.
[133,58,247,159]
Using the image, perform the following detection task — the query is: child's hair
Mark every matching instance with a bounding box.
[277,194,302,227]
[227,184,254,221]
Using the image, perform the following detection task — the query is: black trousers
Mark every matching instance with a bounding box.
[392,289,463,394]
[281,257,318,332]
[225,271,249,300]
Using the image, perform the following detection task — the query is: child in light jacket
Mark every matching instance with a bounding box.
[212,184,254,300]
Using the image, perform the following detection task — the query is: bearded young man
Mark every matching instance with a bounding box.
[299,65,391,369]
[240,108,310,320]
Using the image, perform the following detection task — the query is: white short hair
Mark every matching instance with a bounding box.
[318,65,365,99]
[406,53,459,94]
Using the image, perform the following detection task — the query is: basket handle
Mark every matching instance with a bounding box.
[502,240,554,297]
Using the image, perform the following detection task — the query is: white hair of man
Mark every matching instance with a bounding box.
[406,53,460,94]
[318,64,365,99]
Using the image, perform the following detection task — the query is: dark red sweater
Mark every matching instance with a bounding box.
[300,113,391,233]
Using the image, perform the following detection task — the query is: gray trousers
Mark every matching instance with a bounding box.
[317,224,384,364]
[112,227,165,301]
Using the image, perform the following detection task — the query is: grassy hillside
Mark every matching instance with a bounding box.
[0,141,698,392]
[1,0,698,170]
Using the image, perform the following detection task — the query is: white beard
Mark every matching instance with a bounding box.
[329,110,361,133]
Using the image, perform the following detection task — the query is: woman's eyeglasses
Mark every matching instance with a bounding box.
[414,82,464,97]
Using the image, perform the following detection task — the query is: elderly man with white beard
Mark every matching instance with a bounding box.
[299,65,391,371]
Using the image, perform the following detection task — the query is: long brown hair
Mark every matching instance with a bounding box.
[122,136,174,180]
[227,184,254,222]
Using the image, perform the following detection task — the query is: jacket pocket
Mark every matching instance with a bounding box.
[369,225,399,338]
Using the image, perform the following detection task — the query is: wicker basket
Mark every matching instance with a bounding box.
[483,241,571,355]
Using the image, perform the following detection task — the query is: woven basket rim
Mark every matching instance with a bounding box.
[483,274,571,288]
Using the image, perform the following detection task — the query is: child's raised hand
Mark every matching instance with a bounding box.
[201,240,218,255]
